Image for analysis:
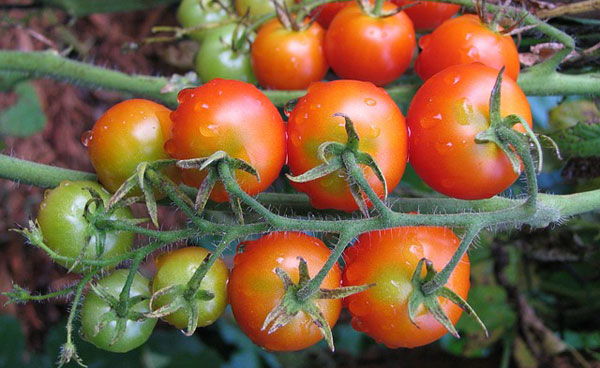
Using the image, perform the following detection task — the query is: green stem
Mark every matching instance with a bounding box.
[0,154,96,188]
[372,0,384,15]
[184,235,235,299]
[116,254,145,316]
[64,270,98,356]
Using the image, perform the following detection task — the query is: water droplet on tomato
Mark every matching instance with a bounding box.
[418,34,431,49]
[434,141,454,155]
[199,123,219,137]
[465,33,473,41]
[367,125,381,138]
[309,103,321,110]
[349,299,369,317]
[80,130,93,147]
[364,98,376,106]
[466,47,479,59]
[290,134,303,147]
[177,88,194,103]
[163,139,176,156]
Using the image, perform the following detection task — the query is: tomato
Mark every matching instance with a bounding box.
[312,2,350,28]
[415,14,520,81]
[80,269,157,353]
[287,80,408,212]
[392,0,459,31]
[36,181,134,272]
[228,232,342,351]
[165,79,286,202]
[406,63,532,199]
[251,19,328,90]
[152,247,229,329]
[195,24,257,84]
[86,99,177,193]
[343,226,470,348]
[177,0,230,43]
[324,2,416,86]
[234,0,294,20]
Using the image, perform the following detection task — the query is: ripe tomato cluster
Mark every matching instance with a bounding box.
[32,0,534,357]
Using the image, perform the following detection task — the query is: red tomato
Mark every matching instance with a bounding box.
[166,79,286,202]
[228,232,342,351]
[343,226,470,348]
[324,2,416,86]
[415,14,520,81]
[287,80,408,211]
[407,63,532,199]
[251,19,328,90]
[312,2,350,28]
[392,0,459,30]
[87,99,176,193]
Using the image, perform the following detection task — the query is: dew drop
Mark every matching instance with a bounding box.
[434,141,454,155]
[465,33,473,41]
[364,98,376,106]
[466,47,479,59]
[368,125,381,138]
[199,123,219,137]
[418,34,431,49]
[80,130,93,147]
[163,139,177,156]
[309,103,321,110]
[349,299,370,317]
[290,134,303,147]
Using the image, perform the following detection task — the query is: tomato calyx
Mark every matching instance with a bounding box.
[408,257,488,339]
[357,0,407,18]
[263,256,372,351]
[287,113,388,216]
[474,68,543,178]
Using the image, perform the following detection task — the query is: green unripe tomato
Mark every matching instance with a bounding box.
[36,180,134,272]
[80,270,157,353]
[194,24,257,83]
[152,247,229,329]
[234,0,294,20]
[177,0,230,43]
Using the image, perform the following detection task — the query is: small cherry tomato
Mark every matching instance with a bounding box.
[228,232,342,351]
[165,79,286,202]
[287,80,408,212]
[343,226,470,348]
[415,14,520,81]
[37,180,134,272]
[392,0,459,31]
[177,0,230,43]
[152,247,229,329]
[311,2,350,28]
[325,2,416,86]
[234,0,294,20]
[195,24,257,84]
[407,63,532,199]
[80,269,157,353]
[86,99,177,193]
[251,19,328,90]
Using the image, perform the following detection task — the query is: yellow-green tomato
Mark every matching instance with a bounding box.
[37,181,134,272]
[234,0,294,20]
[177,0,231,42]
[80,270,157,353]
[152,247,229,329]
[195,24,257,84]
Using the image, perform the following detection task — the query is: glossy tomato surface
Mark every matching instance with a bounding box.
[343,226,470,348]
[37,180,134,272]
[80,270,157,353]
[152,247,229,329]
[87,99,176,193]
[166,79,286,202]
[177,0,230,42]
[228,232,342,351]
[325,2,416,86]
[235,0,294,19]
[252,19,328,90]
[407,63,532,199]
[287,80,408,211]
[415,14,520,81]
[392,0,459,30]
[312,2,350,28]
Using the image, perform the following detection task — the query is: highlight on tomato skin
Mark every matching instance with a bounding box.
[406,63,532,200]
[165,78,287,202]
[342,226,470,348]
[414,14,520,81]
[391,0,460,31]
[227,232,343,352]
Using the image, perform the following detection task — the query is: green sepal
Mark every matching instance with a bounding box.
[1,283,31,306]
[58,341,85,368]
[348,180,370,217]
[333,113,360,151]
[286,156,343,183]
[194,168,218,212]
[354,151,388,200]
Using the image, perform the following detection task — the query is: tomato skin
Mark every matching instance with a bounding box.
[407,63,532,199]
[152,247,229,329]
[343,226,470,348]
[80,270,157,353]
[312,2,350,28]
[228,232,342,351]
[324,2,416,86]
[251,19,328,90]
[166,79,286,202]
[37,181,134,272]
[177,0,230,43]
[87,99,177,193]
[415,14,520,81]
[235,0,294,20]
[195,24,257,84]
[287,80,408,212]
[392,0,459,31]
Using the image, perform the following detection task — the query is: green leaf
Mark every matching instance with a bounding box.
[0,82,46,137]
[550,122,600,158]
